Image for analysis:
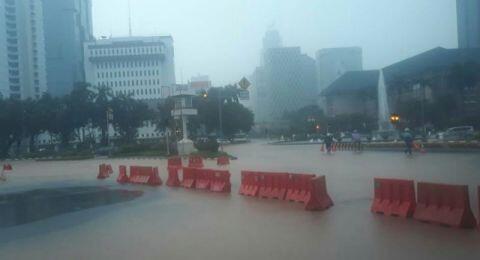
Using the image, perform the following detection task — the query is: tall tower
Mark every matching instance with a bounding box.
[457,0,480,48]
[0,0,48,99]
[42,0,94,97]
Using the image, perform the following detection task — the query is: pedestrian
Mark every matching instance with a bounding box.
[324,133,334,154]
[402,128,414,155]
[352,130,362,152]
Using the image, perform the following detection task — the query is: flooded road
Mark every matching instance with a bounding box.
[0,141,479,260]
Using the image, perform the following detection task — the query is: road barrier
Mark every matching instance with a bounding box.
[209,169,231,192]
[166,167,181,187]
[181,167,197,188]
[371,178,416,218]
[217,156,230,166]
[3,164,12,171]
[188,155,204,168]
[117,165,162,186]
[413,182,477,228]
[239,171,333,211]
[97,164,113,179]
[259,172,289,200]
[239,171,261,197]
[180,167,231,193]
[129,166,162,186]
[168,156,183,170]
[195,168,211,190]
[117,166,129,184]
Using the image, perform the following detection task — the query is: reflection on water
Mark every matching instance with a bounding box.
[0,186,143,228]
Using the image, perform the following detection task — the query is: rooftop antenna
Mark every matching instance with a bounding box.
[128,0,132,36]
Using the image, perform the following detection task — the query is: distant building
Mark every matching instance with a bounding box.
[322,70,378,117]
[259,47,317,123]
[316,47,363,103]
[457,0,480,48]
[84,36,176,100]
[322,47,480,128]
[0,0,47,99]
[42,0,94,97]
[189,75,211,93]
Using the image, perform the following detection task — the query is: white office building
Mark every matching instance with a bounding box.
[0,0,47,99]
[84,36,176,100]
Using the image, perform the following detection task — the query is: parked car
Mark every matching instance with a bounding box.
[439,126,474,141]
[232,133,249,143]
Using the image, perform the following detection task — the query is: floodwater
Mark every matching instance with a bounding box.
[0,141,479,260]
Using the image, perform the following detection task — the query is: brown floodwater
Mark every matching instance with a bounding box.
[0,141,479,260]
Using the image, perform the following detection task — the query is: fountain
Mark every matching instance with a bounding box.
[376,70,397,140]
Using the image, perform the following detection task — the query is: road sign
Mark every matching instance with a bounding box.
[238,77,251,90]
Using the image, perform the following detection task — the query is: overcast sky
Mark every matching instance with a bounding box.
[93,0,458,85]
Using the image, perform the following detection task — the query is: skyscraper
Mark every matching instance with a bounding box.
[42,0,94,97]
[0,0,47,99]
[457,0,480,48]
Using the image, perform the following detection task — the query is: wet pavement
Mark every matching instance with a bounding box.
[0,141,479,260]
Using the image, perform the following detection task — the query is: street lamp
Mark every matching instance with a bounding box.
[390,113,400,125]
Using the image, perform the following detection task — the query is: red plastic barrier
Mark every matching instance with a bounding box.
[217,156,230,166]
[166,167,181,187]
[117,165,129,184]
[413,182,477,228]
[129,166,162,186]
[3,164,12,171]
[371,178,416,218]
[105,164,113,175]
[188,156,204,168]
[195,168,211,190]
[285,173,317,203]
[97,164,109,179]
[168,156,183,170]
[209,169,231,193]
[258,172,289,200]
[304,175,334,211]
[181,167,197,188]
[239,171,261,197]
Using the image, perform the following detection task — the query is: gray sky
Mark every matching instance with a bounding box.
[93,0,457,85]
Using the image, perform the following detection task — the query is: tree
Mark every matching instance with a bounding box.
[67,83,95,142]
[0,99,24,158]
[284,105,326,135]
[194,86,254,138]
[92,86,112,145]
[111,95,153,143]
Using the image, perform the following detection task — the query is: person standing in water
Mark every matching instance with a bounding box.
[402,128,414,155]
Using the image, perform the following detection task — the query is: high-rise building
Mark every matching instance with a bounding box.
[42,0,94,97]
[457,0,480,48]
[316,47,363,94]
[84,36,176,100]
[0,0,47,99]
[253,47,317,124]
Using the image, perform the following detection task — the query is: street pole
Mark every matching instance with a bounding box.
[218,91,224,152]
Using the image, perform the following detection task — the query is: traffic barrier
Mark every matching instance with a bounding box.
[304,175,334,211]
[332,143,337,152]
[320,144,325,152]
[217,156,230,166]
[3,164,12,171]
[129,166,162,186]
[166,167,181,187]
[371,178,416,218]
[181,167,197,188]
[209,169,231,192]
[97,164,110,179]
[258,172,289,200]
[195,168,211,190]
[413,182,477,228]
[168,156,183,169]
[239,171,261,196]
[117,165,129,184]
[285,173,317,203]
[188,155,204,168]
